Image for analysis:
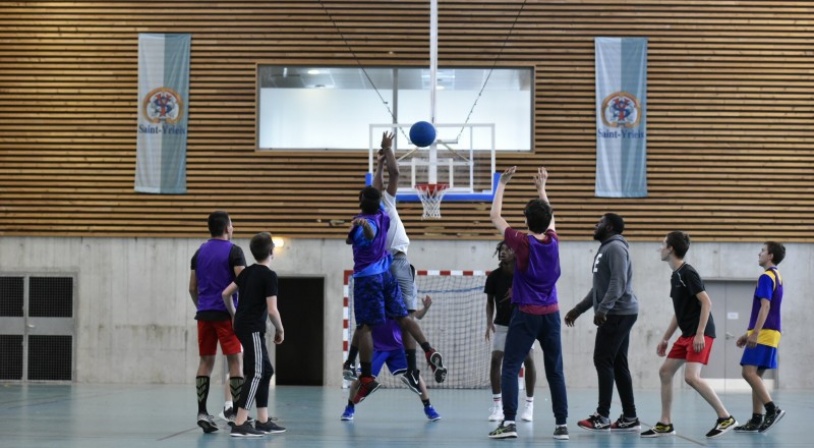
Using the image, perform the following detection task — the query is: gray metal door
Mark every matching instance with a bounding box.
[0,274,75,381]
[704,279,774,389]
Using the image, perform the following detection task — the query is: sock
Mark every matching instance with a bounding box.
[347,400,354,408]
[420,342,432,353]
[346,346,359,366]
[196,376,210,415]
[229,376,244,405]
[360,362,372,378]
[505,420,516,425]
[525,396,534,404]
[224,400,233,410]
[405,349,417,372]
[422,398,431,407]
[765,401,776,413]
[493,393,502,404]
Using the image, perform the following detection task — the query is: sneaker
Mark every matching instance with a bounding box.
[227,413,255,428]
[610,414,641,431]
[734,417,763,433]
[425,349,448,383]
[553,425,570,440]
[343,362,357,382]
[196,413,218,433]
[218,406,235,422]
[351,376,380,404]
[230,421,264,438]
[424,405,441,421]
[578,413,610,431]
[706,415,737,438]
[341,405,355,421]
[488,404,504,422]
[488,421,518,439]
[255,419,286,434]
[521,402,534,422]
[758,408,785,433]
[400,370,422,395]
[641,422,675,438]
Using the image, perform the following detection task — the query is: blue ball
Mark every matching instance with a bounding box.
[409,121,437,147]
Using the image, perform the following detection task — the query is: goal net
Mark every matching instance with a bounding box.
[343,270,491,389]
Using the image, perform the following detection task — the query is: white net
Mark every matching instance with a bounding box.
[347,271,490,389]
[415,183,448,219]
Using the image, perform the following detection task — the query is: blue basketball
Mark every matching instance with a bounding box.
[409,121,437,147]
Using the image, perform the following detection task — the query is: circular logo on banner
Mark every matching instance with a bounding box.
[601,91,641,128]
[143,87,184,124]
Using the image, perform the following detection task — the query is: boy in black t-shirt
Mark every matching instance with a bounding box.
[641,231,737,439]
[222,232,286,438]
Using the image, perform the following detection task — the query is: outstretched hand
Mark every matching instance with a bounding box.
[533,167,549,189]
[499,166,517,185]
[381,131,395,150]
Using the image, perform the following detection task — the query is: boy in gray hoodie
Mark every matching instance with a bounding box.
[564,213,640,432]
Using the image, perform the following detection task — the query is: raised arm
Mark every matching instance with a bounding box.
[490,166,516,235]
[380,131,399,197]
[533,167,555,232]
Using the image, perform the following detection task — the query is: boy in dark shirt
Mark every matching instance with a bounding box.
[222,232,286,438]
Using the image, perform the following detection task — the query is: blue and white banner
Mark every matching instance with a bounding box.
[135,33,190,194]
[594,37,647,198]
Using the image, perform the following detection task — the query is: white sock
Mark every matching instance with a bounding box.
[225,400,233,410]
[492,394,502,403]
[525,396,534,404]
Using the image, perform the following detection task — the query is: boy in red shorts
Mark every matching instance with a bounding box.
[641,231,737,439]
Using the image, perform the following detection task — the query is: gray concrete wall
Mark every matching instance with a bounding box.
[1,237,811,389]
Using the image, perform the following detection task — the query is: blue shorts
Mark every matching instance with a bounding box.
[740,344,778,370]
[371,349,408,377]
[353,271,408,326]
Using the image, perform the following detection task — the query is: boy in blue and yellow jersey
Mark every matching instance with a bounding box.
[735,241,786,434]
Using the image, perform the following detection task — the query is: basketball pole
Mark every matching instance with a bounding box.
[428,0,438,185]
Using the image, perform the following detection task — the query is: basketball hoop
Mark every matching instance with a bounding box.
[415,183,449,219]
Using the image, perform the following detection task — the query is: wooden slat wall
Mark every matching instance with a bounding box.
[1,0,812,241]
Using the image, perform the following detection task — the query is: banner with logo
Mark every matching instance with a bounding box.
[594,37,647,198]
[135,33,190,194]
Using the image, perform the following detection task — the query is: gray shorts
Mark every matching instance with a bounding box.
[390,252,417,311]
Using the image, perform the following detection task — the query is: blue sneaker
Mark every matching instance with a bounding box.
[424,405,441,421]
[341,405,355,421]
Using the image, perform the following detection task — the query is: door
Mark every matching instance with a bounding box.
[0,275,75,381]
[704,280,774,391]
[274,277,324,386]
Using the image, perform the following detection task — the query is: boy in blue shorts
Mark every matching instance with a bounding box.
[347,186,443,404]
[734,241,786,434]
[341,296,440,421]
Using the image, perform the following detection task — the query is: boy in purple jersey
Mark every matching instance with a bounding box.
[347,186,441,404]
[734,242,786,434]
[487,167,569,441]
[341,296,440,422]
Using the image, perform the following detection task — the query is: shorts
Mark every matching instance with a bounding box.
[391,253,417,311]
[740,344,778,370]
[667,335,714,365]
[492,324,535,353]
[353,271,408,327]
[197,320,241,356]
[371,348,408,377]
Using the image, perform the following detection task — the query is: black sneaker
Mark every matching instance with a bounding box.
[488,421,518,439]
[734,417,763,433]
[758,408,785,433]
[641,422,675,438]
[400,370,422,395]
[610,414,641,431]
[196,413,218,433]
[706,415,737,438]
[553,425,569,440]
[255,419,286,434]
[230,421,264,438]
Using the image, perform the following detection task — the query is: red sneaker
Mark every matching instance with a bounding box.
[425,349,447,383]
[351,376,381,404]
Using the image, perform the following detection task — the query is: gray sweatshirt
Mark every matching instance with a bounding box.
[575,234,639,316]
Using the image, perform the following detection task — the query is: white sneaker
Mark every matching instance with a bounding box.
[488,404,504,422]
[521,402,534,422]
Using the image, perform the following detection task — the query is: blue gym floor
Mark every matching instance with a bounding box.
[0,384,806,447]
